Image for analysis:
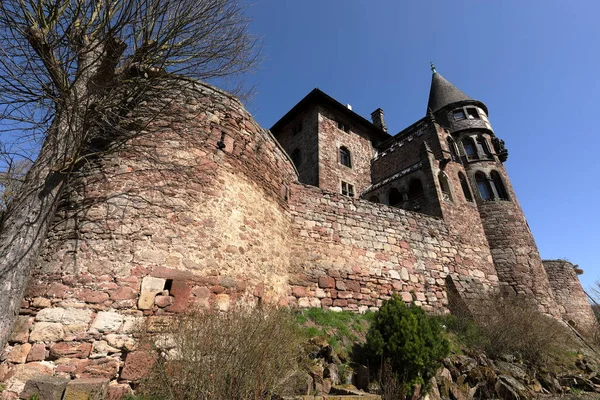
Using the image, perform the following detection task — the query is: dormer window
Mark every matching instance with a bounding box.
[453,110,466,120]
[341,181,354,197]
[337,121,350,133]
[466,108,480,119]
[339,146,352,168]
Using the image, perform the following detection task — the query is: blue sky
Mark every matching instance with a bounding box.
[242,1,600,291]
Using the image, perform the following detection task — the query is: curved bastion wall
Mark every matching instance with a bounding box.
[0,80,590,396]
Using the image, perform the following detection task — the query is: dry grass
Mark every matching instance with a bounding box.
[137,305,304,400]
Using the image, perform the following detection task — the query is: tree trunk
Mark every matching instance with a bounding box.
[0,111,81,350]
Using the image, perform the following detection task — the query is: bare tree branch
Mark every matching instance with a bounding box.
[0,0,260,350]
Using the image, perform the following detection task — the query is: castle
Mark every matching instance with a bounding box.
[0,69,595,396]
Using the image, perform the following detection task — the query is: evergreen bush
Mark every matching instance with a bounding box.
[365,294,450,397]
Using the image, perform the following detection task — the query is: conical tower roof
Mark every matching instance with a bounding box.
[427,69,473,113]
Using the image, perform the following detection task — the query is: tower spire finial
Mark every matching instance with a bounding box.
[430,61,437,74]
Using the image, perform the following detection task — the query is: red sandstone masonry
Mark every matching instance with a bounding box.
[287,183,499,313]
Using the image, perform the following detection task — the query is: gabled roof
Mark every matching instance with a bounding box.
[427,72,474,113]
[270,88,391,142]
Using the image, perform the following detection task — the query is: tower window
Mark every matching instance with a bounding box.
[339,146,352,168]
[337,121,350,133]
[466,108,480,119]
[463,137,478,160]
[453,110,466,120]
[459,172,473,202]
[475,172,494,201]
[388,188,402,207]
[476,136,492,158]
[341,181,354,197]
[490,171,510,200]
[291,148,302,167]
[446,137,458,161]
[438,172,453,201]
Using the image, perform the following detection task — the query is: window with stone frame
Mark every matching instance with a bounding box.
[337,121,350,133]
[453,109,466,120]
[459,172,474,202]
[476,136,492,158]
[446,137,459,161]
[475,172,494,201]
[490,171,510,200]
[339,146,352,168]
[466,108,480,119]
[341,181,354,197]
[463,137,478,160]
[438,172,453,201]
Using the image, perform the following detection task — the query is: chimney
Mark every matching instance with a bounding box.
[371,108,387,132]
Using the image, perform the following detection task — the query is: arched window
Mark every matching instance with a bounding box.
[339,146,351,168]
[388,188,402,207]
[407,179,424,199]
[490,171,509,200]
[476,136,492,158]
[475,172,494,201]
[459,172,473,202]
[446,137,458,161]
[438,172,453,201]
[369,195,380,203]
[463,137,478,160]
[291,148,302,167]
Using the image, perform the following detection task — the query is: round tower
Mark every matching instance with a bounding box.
[427,68,560,315]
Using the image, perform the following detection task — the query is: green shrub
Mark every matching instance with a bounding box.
[365,294,450,397]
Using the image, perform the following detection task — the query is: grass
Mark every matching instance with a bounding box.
[295,308,374,359]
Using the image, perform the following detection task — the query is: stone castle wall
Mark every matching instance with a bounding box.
[543,260,597,332]
[0,81,595,397]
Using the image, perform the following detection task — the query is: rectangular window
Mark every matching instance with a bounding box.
[341,181,354,197]
[337,121,350,133]
[453,110,466,120]
[466,108,480,119]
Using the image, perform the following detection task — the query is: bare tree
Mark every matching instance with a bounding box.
[0,0,260,349]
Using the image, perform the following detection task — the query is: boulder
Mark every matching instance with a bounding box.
[63,378,109,400]
[19,375,69,400]
[120,351,157,381]
[29,322,65,343]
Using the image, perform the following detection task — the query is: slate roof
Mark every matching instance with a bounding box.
[427,72,474,113]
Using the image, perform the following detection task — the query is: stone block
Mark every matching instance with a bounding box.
[35,307,65,322]
[165,280,192,312]
[20,375,69,400]
[8,316,32,344]
[2,362,55,395]
[49,342,92,359]
[62,308,94,325]
[110,286,137,300]
[138,276,166,309]
[80,357,120,379]
[154,295,174,308]
[90,311,123,333]
[105,334,136,351]
[319,276,335,289]
[215,293,230,311]
[63,378,109,400]
[29,322,65,342]
[26,344,47,362]
[90,341,119,358]
[6,343,31,364]
[107,383,132,400]
[120,350,156,381]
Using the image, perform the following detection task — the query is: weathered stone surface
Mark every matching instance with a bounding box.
[165,280,192,312]
[8,317,32,344]
[90,311,123,333]
[20,375,69,400]
[154,295,173,308]
[61,308,94,325]
[29,322,65,342]
[104,334,136,351]
[90,341,119,358]
[215,294,230,311]
[49,342,92,359]
[138,277,166,310]
[26,344,47,362]
[120,351,156,381]
[107,383,132,400]
[110,286,137,300]
[80,357,120,379]
[2,362,55,394]
[35,307,65,322]
[6,343,31,364]
[63,378,109,400]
